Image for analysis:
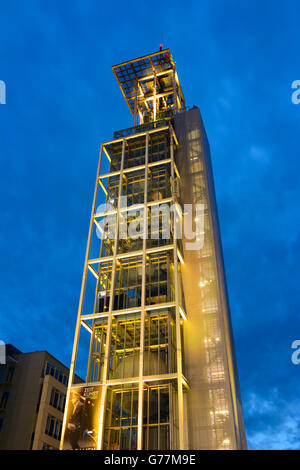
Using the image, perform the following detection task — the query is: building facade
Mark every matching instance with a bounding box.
[60,49,246,450]
[0,345,81,450]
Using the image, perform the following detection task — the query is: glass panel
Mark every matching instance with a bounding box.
[148,131,170,164]
[122,169,145,206]
[147,203,173,249]
[145,253,172,305]
[123,136,146,169]
[88,316,108,383]
[142,383,171,450]
[104,387,138,450]
[118,207,145,254]
[144,309,176,375]
[106,141,123,172]
[95,261,113,313]
[113,256,143,311]
[109,314,141,380]
[147,164,171,202]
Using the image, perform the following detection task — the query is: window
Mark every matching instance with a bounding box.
[50,387,66,412]
[6,366,15,383]
[0,391,9,409]
[45,414,62,440]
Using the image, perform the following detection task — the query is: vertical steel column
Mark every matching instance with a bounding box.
[173,66,178,114]
[87,219,107,382]
[170,126,185,449]
[97,138,126,449]
[153,77,157,122]
[86,327,94,382]
[133,82,138,127]
[137,132,149,450]
[60,144,103,450]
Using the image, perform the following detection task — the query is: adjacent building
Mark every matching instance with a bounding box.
[0,345,81,450]
[60,49,247,450]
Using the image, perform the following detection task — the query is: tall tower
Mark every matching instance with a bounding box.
[60,49,246,451]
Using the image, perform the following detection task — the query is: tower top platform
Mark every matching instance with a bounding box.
[112,49,185,124]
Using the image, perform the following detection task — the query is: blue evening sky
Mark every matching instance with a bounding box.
[1,0,300,450]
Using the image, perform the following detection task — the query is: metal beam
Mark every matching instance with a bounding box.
[60,144,104,450]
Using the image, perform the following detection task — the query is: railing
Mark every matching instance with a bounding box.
[113,105,194,139]
[113,119,169,139]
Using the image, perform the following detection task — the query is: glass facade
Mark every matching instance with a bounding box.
[60,123,185,450]
[87,125,184,450]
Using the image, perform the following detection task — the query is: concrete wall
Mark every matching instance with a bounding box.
[0,351,45,449]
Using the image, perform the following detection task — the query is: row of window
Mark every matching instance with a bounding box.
[43,361,68,385]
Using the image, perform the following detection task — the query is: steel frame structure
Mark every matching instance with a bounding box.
[112,49,185,126]
[60,119,188,449]
[60,49,247,451]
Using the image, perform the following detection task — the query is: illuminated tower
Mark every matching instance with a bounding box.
[60,49,247,450]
